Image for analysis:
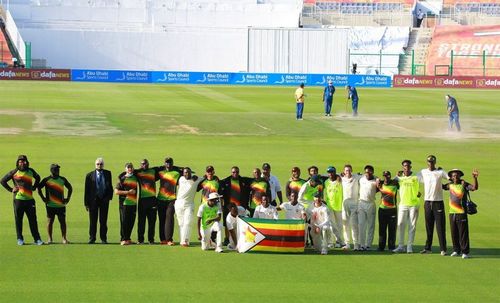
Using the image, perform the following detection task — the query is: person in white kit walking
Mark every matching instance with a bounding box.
[341,164,362,250]
[197,192,224,253]
[175,167,203,247]
[358,165,378,251]
[418,155,448,255]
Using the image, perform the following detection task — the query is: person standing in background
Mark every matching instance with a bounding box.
[38,164,73,244]
[84,157,113,244]
[323,80,336,117]
[1,155,43,245]
[295,83,305,120]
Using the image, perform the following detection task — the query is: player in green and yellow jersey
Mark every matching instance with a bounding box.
[197,165,221,204]
[443,169,479,259]
[157,157,182,245]
[249,168,271,217]
[115,163,140,245]
[285,167,306,201]
[1,155,43,246]
[38,164,73,244]
[136,159,159,244]
[376,171,398,251]
[323,166,346,249]
[393,160,421,254]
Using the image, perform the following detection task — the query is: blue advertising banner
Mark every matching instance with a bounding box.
[72,69,151,83]
[152,71,390,87]
[72,69,391,87]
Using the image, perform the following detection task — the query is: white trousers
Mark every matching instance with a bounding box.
[328,210,344,245]
[358,200,376,248]
[342,199,359,246]
[397,205,419,248]
[311,224,332,252]
[200,221,223,251]
[174,200,194,245]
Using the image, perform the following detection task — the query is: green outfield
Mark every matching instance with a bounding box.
[0,81,499,302]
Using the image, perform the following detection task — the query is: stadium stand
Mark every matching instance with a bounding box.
[440,0,500,25]
[0,6,15,67]
[301,0,413,27]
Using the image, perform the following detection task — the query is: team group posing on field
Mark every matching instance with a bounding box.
[1,154,479,258]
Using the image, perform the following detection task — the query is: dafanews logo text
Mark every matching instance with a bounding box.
[0,69,71,81]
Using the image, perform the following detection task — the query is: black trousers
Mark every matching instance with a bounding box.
[137,197,157,243]
[378,207,397,250]
[119,200,125,241]
[14,199,41,241]
[424,200,447,252]
[450,213,470,254]
[157,199,175,242]
[123,205,137,241]
[88,198,110,242]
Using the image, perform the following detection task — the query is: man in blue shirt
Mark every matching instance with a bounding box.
[446,94,460,131]
[346,85,359,116]
[323,80,336,117]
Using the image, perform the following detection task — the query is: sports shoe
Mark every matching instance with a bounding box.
[334,243,342,248]
[321,249,328,255]
[101,240,108,244]
[17,239,24,246]
[180,243,189,247]
[462,254,470,259]
[450,252,459,257]
[420,249,431,254]
[406,246,413,254]
[120,240,127,246]
[160,240,168,245]
[392,246,405,253]
[62,239,69,245]
[35,239,44,246]
[440,251,447,256]
[341,244,350,250]
[215,247,223,253]
[167,241,175,246]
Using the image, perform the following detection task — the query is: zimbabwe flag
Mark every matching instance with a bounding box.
[237,217,306,253]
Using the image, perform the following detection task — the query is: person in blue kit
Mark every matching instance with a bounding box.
[346,85,359,116]
[323,80,336,116]
[446,94,461,132]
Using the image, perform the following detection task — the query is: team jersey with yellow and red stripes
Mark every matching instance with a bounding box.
[157,169,181,201]
[40,176,71,208]
[137,168,157,199]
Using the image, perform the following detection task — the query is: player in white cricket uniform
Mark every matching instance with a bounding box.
[358,165,378,250]
[341,164,362,250]
[310,192,332,255]
[253,195,278,219]
[277,192,306,220]
[417,155,448,255]
[197,192,223,252]
[225,203,249,250]
[175,167,203,247]
[261,163,283,206]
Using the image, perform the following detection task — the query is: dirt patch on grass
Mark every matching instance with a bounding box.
[324,114,500,140]
[32,112,121,136]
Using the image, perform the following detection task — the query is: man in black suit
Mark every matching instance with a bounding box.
[85,157,113,244]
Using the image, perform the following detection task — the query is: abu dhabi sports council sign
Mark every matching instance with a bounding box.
[151,71,391,87]
[393,75,500,89]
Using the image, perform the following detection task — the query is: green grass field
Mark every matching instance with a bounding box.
[1,81,499,302]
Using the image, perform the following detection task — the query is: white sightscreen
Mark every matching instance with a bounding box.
[248,28,349,74]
